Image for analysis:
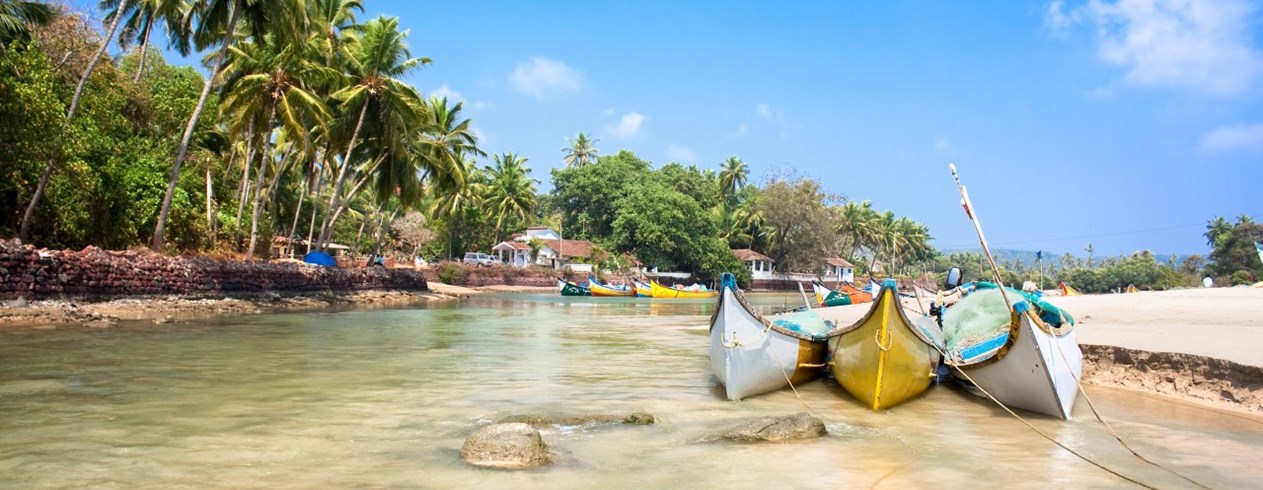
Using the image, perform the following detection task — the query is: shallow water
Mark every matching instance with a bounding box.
[1,293,1260,489]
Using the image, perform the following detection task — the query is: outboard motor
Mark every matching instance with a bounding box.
[944,266,964,290]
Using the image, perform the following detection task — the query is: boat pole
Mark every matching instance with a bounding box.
[948,163,1013,310]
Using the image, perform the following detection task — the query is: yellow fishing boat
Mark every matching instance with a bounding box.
[826,279,943,410]
[650,280,718,299]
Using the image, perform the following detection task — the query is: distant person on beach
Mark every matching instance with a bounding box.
[1203,276,1213,288]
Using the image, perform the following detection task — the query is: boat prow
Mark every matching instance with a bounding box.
[827,279,943,410]
[710,273,829,400]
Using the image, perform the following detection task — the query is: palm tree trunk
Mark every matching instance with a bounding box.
[288,177,308,249]
[372,206,399,259]
[67,0,130,121]
[353,210,370,256]
[17,159,54,242]
[245,111,279,260]
[320,154,385,244]
[317,101,370,248]
[132,21,152,83]
[153,6,242,250]
[205,161,215,246]
[234,132,256,248]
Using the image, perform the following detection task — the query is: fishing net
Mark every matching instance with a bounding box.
[943,284,1076,352]
[772,310,832,339]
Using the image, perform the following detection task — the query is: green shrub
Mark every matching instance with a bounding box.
[437,262,463,284]
[1231,270,1256,286]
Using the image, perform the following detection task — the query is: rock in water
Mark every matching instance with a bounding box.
[461,423,557,469]
[721,412,826,442]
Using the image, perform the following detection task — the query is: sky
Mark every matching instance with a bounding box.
[72,0,1263,258]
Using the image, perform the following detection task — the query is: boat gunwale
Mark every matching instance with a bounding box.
[710,284,829,343]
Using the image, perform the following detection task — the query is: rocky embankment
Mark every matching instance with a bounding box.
[0,241,436,326]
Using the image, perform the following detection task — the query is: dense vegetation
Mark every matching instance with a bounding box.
[1,1,1254,290]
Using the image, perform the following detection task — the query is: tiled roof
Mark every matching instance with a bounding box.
[541,239,595,258]
[824,257,854,267]
[732,248,773,262]
[493,241,531,251]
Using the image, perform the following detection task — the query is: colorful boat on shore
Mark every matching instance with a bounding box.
[650,280,718,299]
[557,278,590,296]
[710,273,830,400]
[588,276,634,297]
[826,278,943,410]
[944,286,1082,419]
[810,280,874,307]
[632,280,653,298]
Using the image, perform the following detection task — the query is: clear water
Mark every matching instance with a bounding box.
[1,293,1260,489]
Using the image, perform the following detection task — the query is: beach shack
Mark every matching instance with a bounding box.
[492,241,532,267]
[732,248,776,280]
[823,257,855,283]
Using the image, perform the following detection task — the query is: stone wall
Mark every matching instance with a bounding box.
[0,241,427,300]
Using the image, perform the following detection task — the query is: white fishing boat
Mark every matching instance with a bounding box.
[709,273,830,400]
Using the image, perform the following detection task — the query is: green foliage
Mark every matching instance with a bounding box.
[609,180,716,271]
[1207,216,1262,279]
[436,262,463,284]
[1230,270,1255,286]
[1061,251,1184,293]
[0,42,64,234]
[551,149,652,239]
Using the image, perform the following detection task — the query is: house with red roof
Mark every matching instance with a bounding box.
[823,257,855,283]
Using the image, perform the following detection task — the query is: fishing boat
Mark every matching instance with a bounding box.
[557,278,591,296]
[710,273,830,400]
[588,276,634,297]
[944,287,1082,419]
[810,280,873,307]
[650,280,718,299]
[826,278,943,410]
[632,280,653,298]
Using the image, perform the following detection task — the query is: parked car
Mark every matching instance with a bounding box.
[462,252,496,266]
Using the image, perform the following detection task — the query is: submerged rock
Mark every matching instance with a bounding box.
[460,423,558,469]
[498,412,655,428]
[714,412,826,443]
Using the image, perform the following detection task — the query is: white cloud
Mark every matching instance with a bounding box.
[1048,0,1263,96]
[607,112,646,138]
[1198,123,1263,154]
[757,103,775,120]
[430,84,463,102]
[934,135,952,153]
[509,57,583,99]
[666,144,697,163]
[727,122,748,139]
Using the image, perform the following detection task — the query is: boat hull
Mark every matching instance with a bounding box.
[710,287,826,400]
[588,279,634,297]
[828,284,941,410]
[557,279,590,296]
[952,312,1082,419]
[632,281,653,297]
[651,280,718,299]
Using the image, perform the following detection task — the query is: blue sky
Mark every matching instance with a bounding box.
[73,0,1263,257]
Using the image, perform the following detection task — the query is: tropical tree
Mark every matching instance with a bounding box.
[717,156,747,198]
[316,16,431,247]
[484,152,537,244]
[108,0,190,82]
[0,0,56,44]
[428,157,484,258]
[562,132,598,167]
[1205,216,1232,248]
[153,0,301,250]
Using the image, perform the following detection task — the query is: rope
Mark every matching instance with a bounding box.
[1050,340,1214,489]
[946,355,1160,489]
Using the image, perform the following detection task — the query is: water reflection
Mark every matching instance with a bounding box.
[0,293,1259,489]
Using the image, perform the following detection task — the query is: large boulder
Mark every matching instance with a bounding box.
[460,423,558,469]
[718,412,826,443]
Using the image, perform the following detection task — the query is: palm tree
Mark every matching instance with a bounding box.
[562,132,598,167]
[0,0,56,44]
[153,0,300,250]
[837,200,876,261]
[429,157,484,258]
[484,152,537,243]
[1205,216,1231,248]
[307,0,362,65]
[717,156,747,198]
[219,36,335,258]
[316,15,429,248]
[109,0,190,82]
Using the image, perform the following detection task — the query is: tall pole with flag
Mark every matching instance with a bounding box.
[1037,249,1044,290]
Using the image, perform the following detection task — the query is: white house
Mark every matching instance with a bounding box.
[823,257,856,283]
[732,249,776,280]
[492,241,532,267]
[521,227,561,241]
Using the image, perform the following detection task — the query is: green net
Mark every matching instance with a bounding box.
[942,288,1021,352]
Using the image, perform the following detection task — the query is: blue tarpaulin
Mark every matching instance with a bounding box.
[303,251,336,267]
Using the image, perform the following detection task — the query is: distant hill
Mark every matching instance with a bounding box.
[940,248,1192,268]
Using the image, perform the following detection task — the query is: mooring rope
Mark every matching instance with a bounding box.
[1050,340,1214,489]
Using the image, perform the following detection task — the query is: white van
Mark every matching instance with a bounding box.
[462,252,496,266]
